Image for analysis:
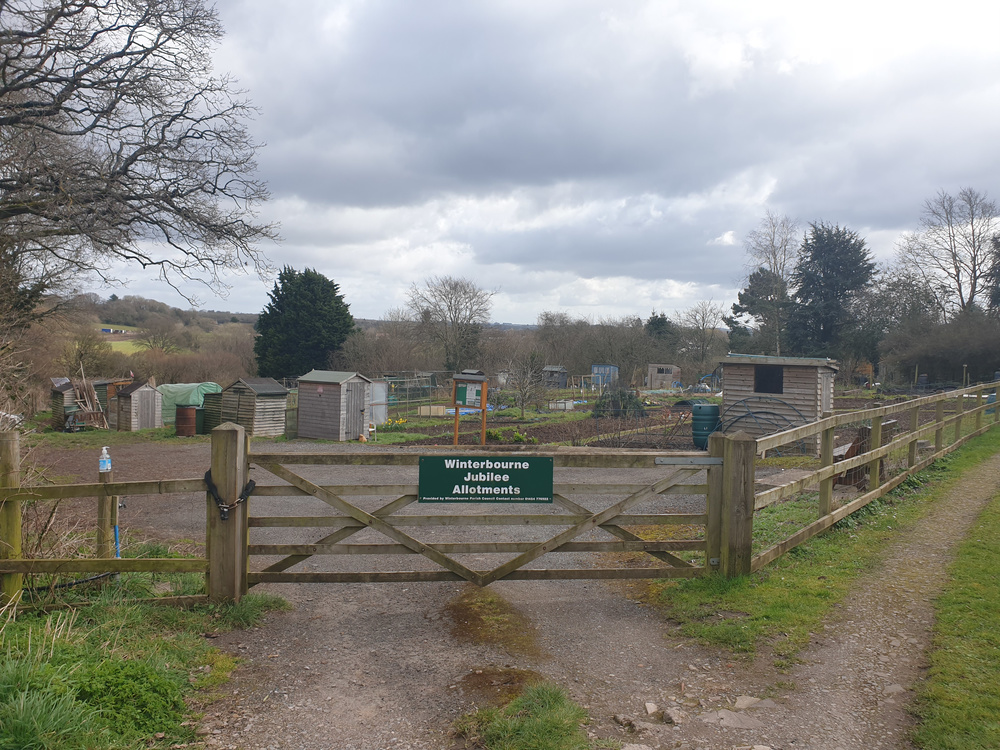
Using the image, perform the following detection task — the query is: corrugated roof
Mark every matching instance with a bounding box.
[297,370,372,385]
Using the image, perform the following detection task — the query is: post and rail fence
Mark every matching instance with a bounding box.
[0,381,997,606]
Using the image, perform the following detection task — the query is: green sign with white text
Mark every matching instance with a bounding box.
[418,456,554,503]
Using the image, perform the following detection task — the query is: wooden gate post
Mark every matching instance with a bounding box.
[207,423,248,602]
[0,431,22,605]
[720,431,756,578]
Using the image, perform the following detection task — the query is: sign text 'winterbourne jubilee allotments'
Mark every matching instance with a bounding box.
[418,456,554,503]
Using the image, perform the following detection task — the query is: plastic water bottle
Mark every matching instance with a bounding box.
[99,446,112,473]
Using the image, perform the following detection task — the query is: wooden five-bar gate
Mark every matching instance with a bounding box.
[206,424,756,599]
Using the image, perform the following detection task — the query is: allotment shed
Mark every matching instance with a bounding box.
[220,378,289,437]
[591,364,619,390]
[720,354,838,451]
[542,365,568,389]
[111,380,163,431]
[647,364,681,390]
[297,370,373,441]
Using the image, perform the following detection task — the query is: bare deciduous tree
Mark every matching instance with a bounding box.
[407,276,495,372]
[588,316,653,387]
[897,187,1000,317]
[744,210,799,281]
[676,300,727,375]
[741,210,799,354]
[0,0,277,301]
[505,349,544,418]
[135,316,183,354]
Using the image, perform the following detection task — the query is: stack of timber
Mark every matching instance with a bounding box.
[72,377,108,429]
[202,392,223,432]
[220,378,288,437]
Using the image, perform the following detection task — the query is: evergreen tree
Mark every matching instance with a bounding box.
[254,268,354,379]
[726,267,789,355]
[787,223,876,357]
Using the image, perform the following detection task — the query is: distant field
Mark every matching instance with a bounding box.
[109,339,142,353]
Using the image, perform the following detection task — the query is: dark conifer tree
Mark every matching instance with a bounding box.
[254,268,354,379]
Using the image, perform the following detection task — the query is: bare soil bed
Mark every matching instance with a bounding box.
[25,436,1000,750]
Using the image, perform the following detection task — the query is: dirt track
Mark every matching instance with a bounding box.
[30,438,1000,750]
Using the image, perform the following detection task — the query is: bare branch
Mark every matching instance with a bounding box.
[0,0,278,301]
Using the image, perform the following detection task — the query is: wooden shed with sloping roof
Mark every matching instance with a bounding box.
[720,354,838,452]
[50,378,76,431]
[111,380,163,431]
[220,378,289,437]
[297,370,373,441]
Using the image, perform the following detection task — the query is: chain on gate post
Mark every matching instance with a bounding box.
[207,422,248,602]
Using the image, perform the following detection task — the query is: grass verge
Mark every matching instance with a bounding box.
[910,487,1000,748]
[0,593,288,749]
[647,424,1000,667]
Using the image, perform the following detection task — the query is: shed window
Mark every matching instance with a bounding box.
[754,365,784,394]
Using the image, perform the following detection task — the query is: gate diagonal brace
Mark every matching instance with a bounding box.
[480,467,700,586]
[257,493,416,579]
[552,494,693,569]
[256,463,485,586]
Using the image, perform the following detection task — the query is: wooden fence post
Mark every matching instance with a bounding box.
[705,432,724,573]
[0,431,21,605]
[908,403,920,467]
[819,424,834,517]
[97,466,114,560]
[867,415,883,491]
[976,389,983,431]
[207,423,248,602]
[720,431,756,578]
[935,398,945,453]
[954,392,965,444]
[995,385,1000,424]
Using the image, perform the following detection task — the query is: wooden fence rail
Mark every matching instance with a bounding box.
[750,381,1000,570]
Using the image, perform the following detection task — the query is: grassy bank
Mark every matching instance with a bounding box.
[648,425,1000,667]
[0,591,287,749]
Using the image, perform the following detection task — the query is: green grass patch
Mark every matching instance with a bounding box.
[649,425,1000,666]
[910,489,1000,748]
[109,339,143,353]
[0,593,288,749]
[454,683,600,750]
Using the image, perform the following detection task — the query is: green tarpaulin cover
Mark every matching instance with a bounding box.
[157,382,222,425]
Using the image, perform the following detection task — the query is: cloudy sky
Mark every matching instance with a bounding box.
[117,0,1000,324]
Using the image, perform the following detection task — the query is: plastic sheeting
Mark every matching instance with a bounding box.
[157,382,222,425]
